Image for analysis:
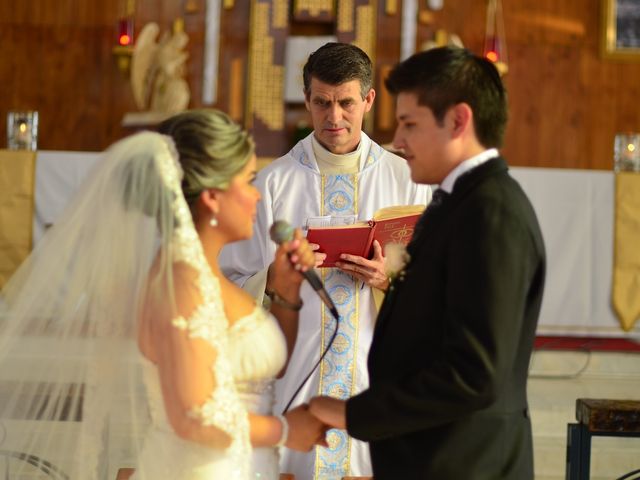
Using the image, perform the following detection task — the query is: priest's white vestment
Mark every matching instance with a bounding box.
[220,132,431,480]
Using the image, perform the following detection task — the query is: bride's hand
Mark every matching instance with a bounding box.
[268,228,315,294]
[284,404,329,451]
[285,229,316,273]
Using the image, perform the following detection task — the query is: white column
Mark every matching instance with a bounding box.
[400,0,418,61]
[202,0,222,105]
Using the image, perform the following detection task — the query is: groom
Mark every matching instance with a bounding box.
[309,46,546,479]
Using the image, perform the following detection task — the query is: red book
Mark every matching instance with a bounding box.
[306,205,425,268]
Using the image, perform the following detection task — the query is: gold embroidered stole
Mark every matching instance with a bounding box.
[0,149,36,288]
[612,172,640,331]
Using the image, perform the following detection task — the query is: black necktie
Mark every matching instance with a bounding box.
[426,188,449,211]
[412,188,449,241]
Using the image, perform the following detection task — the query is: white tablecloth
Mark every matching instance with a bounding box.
[33,151,100,244]
[33,152,638,337]
[509,168,633,337]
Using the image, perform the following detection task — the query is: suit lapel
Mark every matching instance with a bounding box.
[372,157,509,339]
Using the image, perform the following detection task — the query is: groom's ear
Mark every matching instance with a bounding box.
[448,102,473,139]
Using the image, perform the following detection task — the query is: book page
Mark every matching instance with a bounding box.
[373,204,425,221]
[306,214,358,228]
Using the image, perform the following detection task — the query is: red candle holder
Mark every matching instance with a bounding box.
[117,17,134,46]
[483,36,501,63]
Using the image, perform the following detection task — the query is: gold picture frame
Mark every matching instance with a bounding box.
[602,0,640,60]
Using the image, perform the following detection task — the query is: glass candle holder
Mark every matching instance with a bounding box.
[117,17,134,46]
[614,132,640,173]
[7,111,39,151]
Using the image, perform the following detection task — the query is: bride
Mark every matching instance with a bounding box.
[0,109,326,479]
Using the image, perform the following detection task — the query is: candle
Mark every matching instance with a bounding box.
[7,111,38,151]
[614,133,640,173]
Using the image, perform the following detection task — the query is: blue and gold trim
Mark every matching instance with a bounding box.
[292,136,384,479]
[315,173,359,479]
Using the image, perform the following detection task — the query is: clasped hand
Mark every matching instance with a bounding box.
[284,404,329,451]
[284,396,348,452]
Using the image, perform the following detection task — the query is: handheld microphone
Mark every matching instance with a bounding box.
[270,219,341,413]
[269,220,340,321]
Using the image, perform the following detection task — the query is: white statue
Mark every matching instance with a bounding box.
[131,21,190,115]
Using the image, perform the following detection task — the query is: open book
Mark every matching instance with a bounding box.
[306,204,425,268]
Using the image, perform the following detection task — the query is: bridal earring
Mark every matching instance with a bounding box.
[209,215,218,227]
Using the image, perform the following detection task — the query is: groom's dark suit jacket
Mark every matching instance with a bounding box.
[346,157,545,479]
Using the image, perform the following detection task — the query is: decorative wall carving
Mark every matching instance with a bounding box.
[128,20,190,124]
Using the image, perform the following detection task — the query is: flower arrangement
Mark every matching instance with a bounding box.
[384,242,411,290]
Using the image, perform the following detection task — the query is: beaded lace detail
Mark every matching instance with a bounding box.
[156,140,251,479]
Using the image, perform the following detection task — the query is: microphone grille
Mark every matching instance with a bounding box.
[269,220,295,244]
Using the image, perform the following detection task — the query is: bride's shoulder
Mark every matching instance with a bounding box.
[141,262,203,324]
[217,276,259,326]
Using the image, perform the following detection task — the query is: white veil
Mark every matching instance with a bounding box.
[0,132,250,478]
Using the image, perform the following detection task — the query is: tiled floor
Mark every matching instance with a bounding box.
[528,350,640,479]
[2,347,638,479]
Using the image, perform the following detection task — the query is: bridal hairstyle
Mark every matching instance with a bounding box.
[0,111,255,479]
[158,108,255,210]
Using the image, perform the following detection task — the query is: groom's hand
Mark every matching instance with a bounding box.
[284,404,329,451]
[309,396,347,430]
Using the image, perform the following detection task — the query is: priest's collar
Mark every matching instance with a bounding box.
[311,135,362,174]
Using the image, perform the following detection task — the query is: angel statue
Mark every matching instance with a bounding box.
[131,20,190,116]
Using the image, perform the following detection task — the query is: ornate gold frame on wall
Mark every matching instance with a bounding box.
[601,0,640,61]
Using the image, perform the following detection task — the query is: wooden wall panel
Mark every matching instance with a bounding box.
[0,0,639,169]
[0,0,136,151]
[373,1,403,139]
[219,0,252,117]
[502,0,593,168]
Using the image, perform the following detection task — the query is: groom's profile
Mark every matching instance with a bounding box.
[309,46,546,479]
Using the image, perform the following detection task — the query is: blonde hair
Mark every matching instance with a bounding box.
[158,109,255,206]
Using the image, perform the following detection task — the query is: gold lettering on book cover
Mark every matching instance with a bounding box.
[389,224,414,243]
[337,0,354,32]
[249,1,284,130]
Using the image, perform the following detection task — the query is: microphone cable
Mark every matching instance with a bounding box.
[281,308,340,414]
[269,219,342,413]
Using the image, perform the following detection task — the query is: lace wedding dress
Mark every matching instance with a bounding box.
[0,131,279,479]
[134,305,286,480]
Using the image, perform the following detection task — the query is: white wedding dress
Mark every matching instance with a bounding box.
[133,305,287,480]
[0,132,288,480]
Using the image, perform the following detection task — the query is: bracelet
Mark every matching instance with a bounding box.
[275,414,289,447]
[265,289,303,311]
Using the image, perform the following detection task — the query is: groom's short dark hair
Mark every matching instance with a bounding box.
[385,46,508,148]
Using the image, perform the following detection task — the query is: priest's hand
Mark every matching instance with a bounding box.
[335,240,389,291]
